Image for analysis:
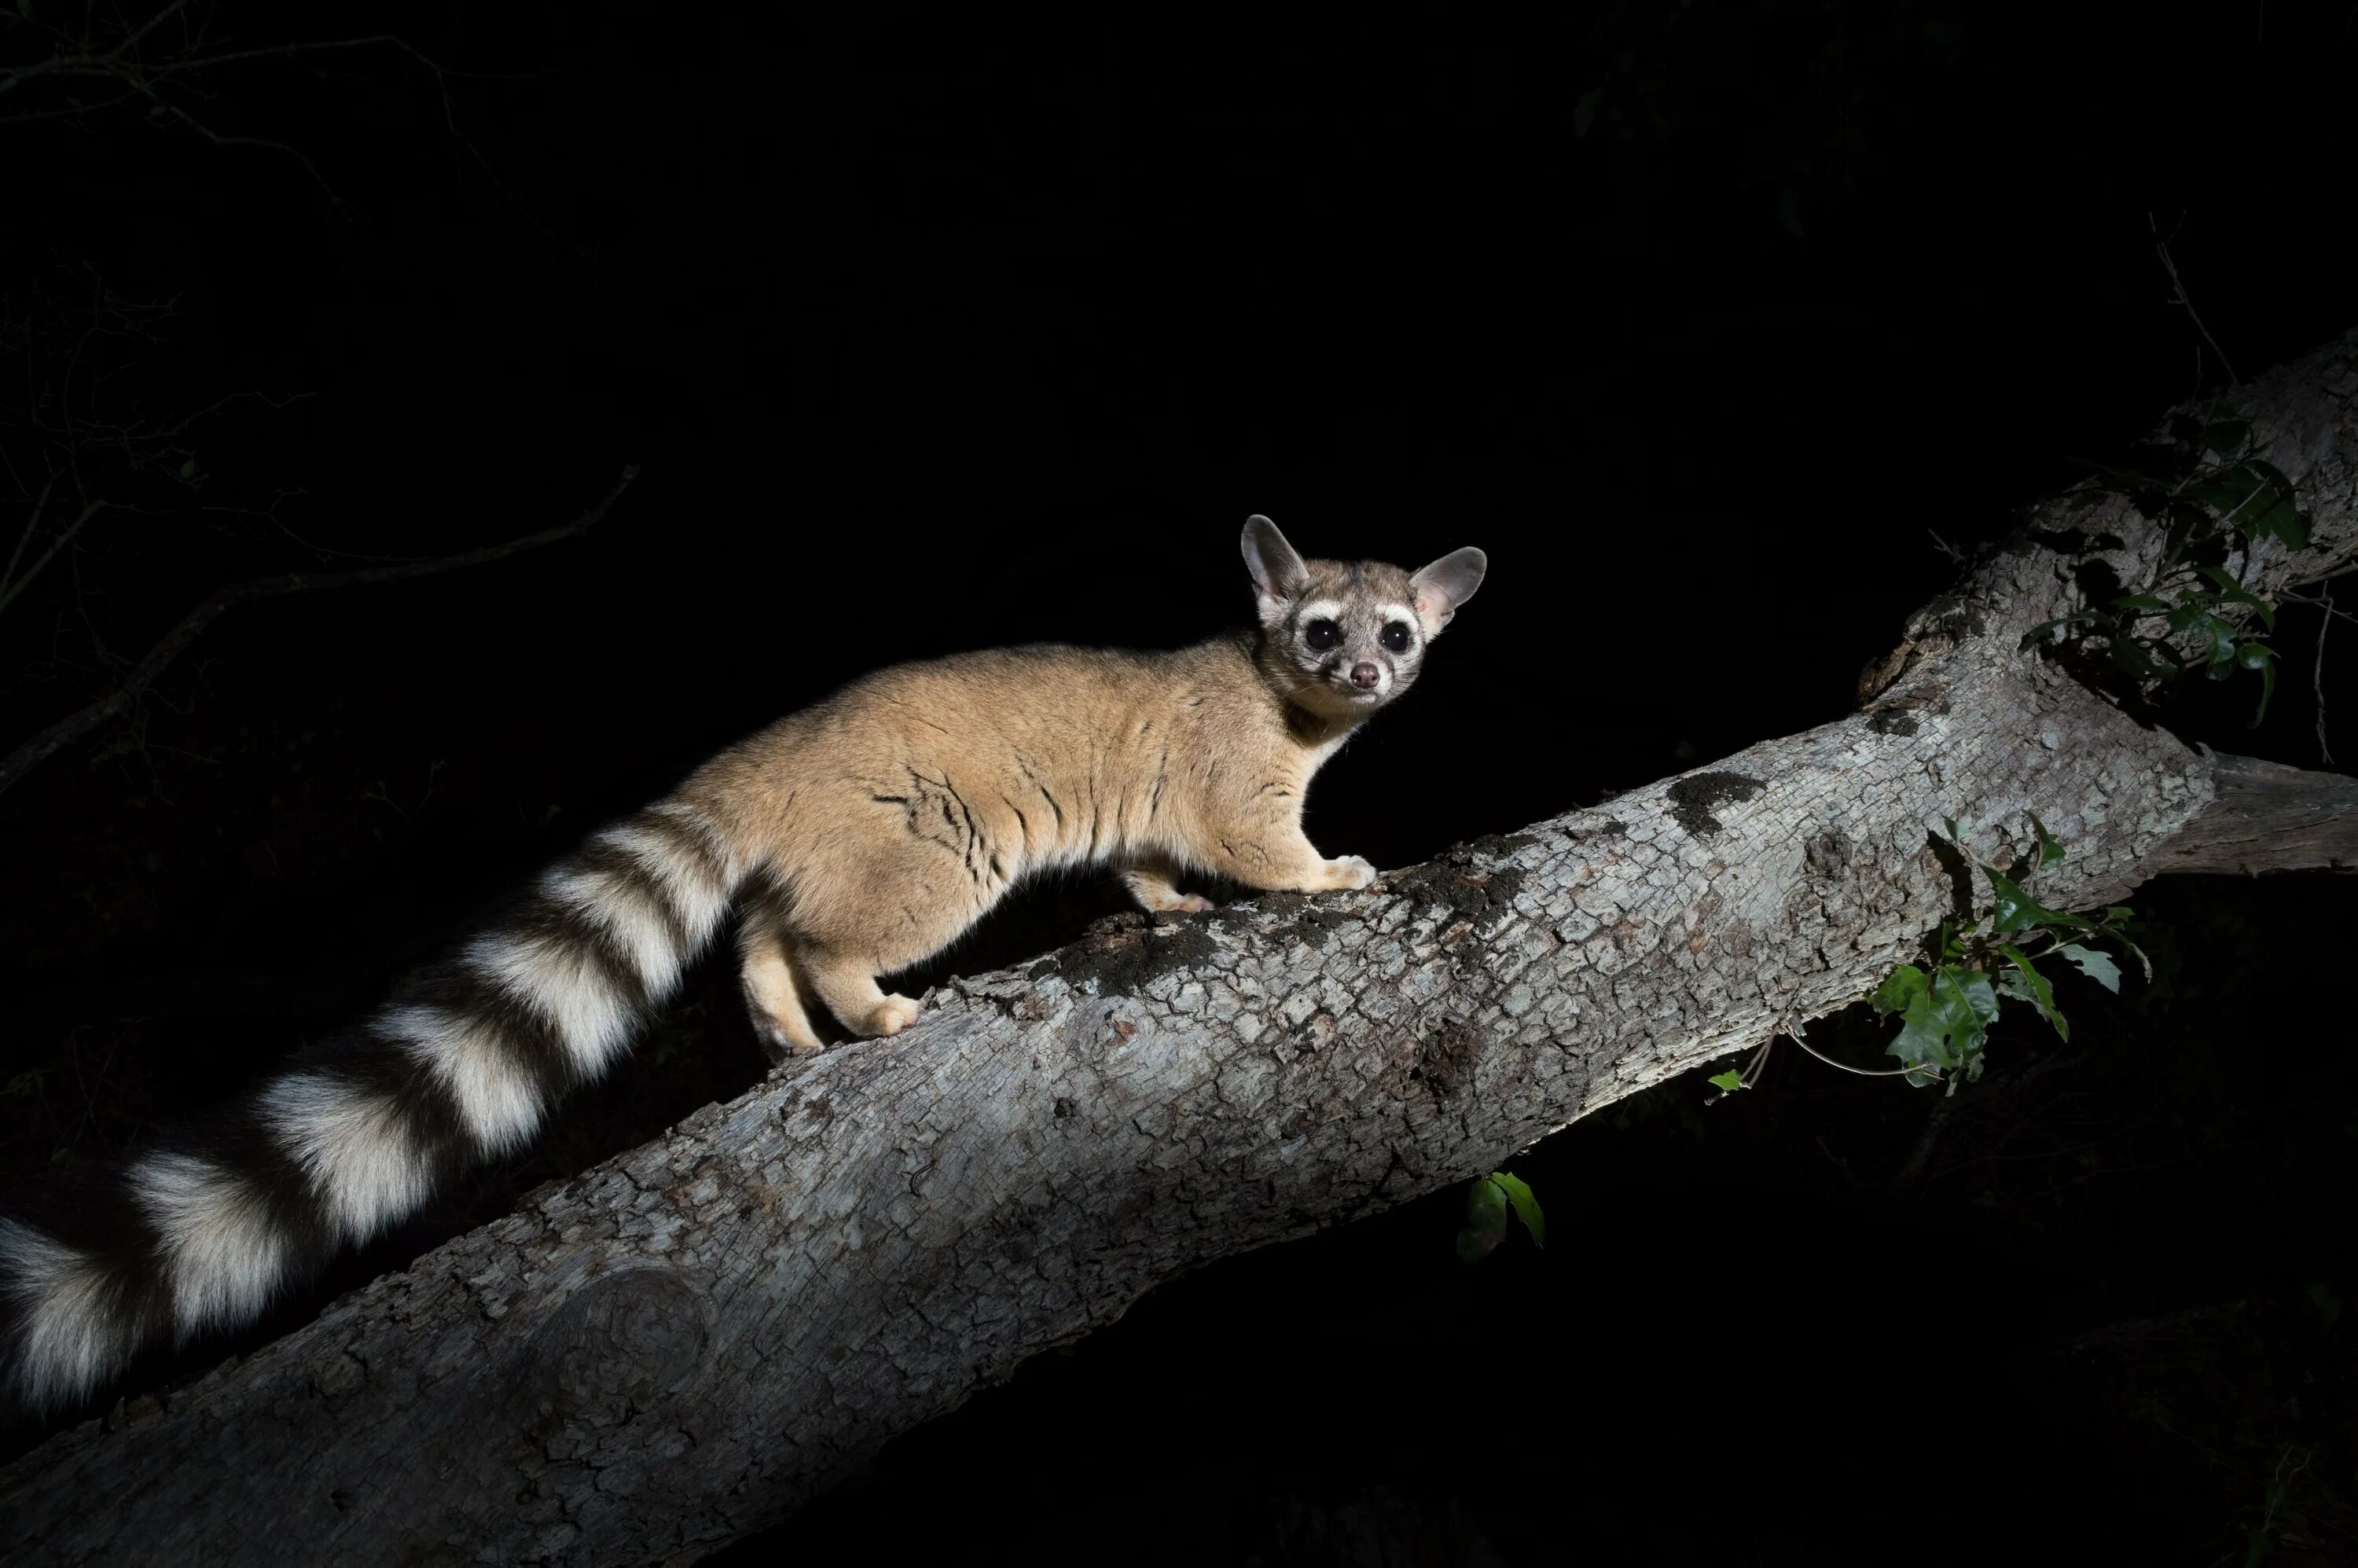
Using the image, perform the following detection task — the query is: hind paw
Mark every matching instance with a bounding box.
[751,1011,825,1061]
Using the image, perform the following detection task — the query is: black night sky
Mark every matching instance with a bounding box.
[3,6,2355,1562]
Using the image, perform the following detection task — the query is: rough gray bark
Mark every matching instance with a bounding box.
[6,332,2357,1566]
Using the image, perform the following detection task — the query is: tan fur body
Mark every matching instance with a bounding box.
[697,634,1365,1051]
[689,521,1486,1056]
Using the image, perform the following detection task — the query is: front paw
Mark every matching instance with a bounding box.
[861,993,924,1037]
[1321,854,1378,891]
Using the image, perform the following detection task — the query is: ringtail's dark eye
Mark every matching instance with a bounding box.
[1304,619,1341,651]
[1380,622,1413,652]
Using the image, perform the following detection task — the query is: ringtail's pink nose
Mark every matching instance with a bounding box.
[1350,663,1381,689]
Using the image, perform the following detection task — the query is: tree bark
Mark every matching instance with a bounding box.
[5,333,2356,1566]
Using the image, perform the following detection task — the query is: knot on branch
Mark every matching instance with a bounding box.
[526,1266,712,1421]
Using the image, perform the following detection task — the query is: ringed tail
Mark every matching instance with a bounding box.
[0,796,746,1416]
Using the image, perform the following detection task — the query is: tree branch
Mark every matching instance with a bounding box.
[3,329,2356,1563]
[2145,751,2358,877]
[0,466,637,798]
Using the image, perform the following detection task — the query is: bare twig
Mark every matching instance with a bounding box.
[0,498,105,619]
[1782,1012,1933,1079]
[0,473,60,606]
[2279,589,2358,628]
[0,7,527,213]
[0,466,638,798]
[136,99,355,215]
[1,18,406,102]
[2150,212,2242,389]
[2278,580,2348,764]
[2314,581,2334,766]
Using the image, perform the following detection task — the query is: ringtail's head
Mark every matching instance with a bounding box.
[1241,515,1487,720]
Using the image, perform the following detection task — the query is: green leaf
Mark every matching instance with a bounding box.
[2162,500,2209,564]
[2246,501,2311,548]
[1944,965,2000,1025]
[1573,88,1603,138]
[1997,944,2068,1040]
[2193,567,2278,630]
[2167,607,2242,671]
[2018,616,2091,651]
[1886,966,1996,1089]
[2235,640,2279,723]
[2104,930,2154,982]
[2218,588,2275,631]
[2027,811,2065,869]
[1871,964,1928,1015]
[2053,943,2121,993]
[1707,1070,1745,1092]
[2191,463,2270,524]
[1490,1171,1546,1248]
[2202,417,2250,460]
[1456,1177,1508,1263]
[2110,593,2171,614]
[2109,636,2181,681]
[178,457,198,479]
[2202,463,2308,550]
[1987,867,2093,933]
[2242,461,2311,549]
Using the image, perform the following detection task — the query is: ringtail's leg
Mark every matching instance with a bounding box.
[801,946,925,1039]
[1118,856,1215,914]
[1196,817,1376,894]
[737,903,825,1060]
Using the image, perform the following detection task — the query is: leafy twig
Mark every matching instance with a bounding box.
[1857,818,2137,1095]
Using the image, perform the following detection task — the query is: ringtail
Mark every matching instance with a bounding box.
[0,516,1486,1415]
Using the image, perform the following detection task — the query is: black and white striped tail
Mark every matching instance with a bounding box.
[0,797,744,1416]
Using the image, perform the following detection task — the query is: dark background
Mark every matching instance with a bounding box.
[2,5,2353,1562]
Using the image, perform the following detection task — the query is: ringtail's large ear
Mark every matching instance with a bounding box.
[1241,514,1310,627]
[1409,547,1487,638]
